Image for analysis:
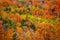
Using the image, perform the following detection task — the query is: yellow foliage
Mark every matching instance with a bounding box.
[1,12,8,19]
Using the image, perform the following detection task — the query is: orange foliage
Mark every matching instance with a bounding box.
[6,28,15,40]
[0,0,60,40]
[13,13,22,22]
[0,21,5,40]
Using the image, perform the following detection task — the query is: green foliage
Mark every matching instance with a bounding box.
[4,7,11,12]
[30,24,36,31]
[18,10,22,15]
[2,17,16,29]
[31,6,36,10]
[50,20,57,27]
[13,33,17,40]
[14,10,18,14]
[40,18,49,23]
[20,20,28,27]
[0,15,2,20]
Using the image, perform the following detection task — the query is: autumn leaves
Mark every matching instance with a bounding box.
[0,0,60,40]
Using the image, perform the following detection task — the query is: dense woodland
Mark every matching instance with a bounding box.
[0,0,60,40]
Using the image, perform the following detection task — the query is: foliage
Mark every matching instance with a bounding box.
[0,0,60,40]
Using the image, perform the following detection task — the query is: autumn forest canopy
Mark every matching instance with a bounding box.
[0,0,60,40]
